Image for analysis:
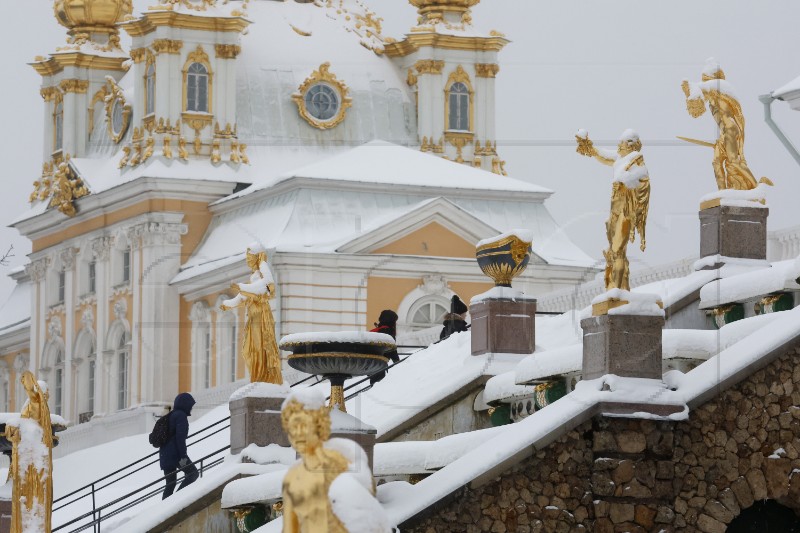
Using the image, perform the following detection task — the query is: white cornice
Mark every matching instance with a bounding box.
[12,177,236,242]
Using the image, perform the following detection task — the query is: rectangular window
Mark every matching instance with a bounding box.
[231,324,237,382]
[204,330,211,389]
[122,248,130,283]
[118,352,128,410]
[58,270,65,303]
[88,360,95,412]
[55,368,63,414]
[88,261,96,293]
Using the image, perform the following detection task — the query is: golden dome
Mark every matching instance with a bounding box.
[53,0,133,34]
[409,0,480,12]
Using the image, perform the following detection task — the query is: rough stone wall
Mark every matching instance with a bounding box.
[406,348,800,532]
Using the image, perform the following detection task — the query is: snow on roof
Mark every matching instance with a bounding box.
[699,258,800,308]
[0,281,30,336]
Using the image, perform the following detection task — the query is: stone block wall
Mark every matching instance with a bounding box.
[406,348,800,532]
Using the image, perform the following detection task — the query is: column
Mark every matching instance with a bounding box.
[91,236,112,415]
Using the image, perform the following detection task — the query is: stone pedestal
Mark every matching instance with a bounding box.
[580,314,664,381]
[470,298,537,356]
[0,498,10,533]
[229,395,289,455]
[699,205,768,263]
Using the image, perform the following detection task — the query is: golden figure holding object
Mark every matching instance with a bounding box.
[680,58,773,192]
[576,128,651,294]
[221,245,283,384]
[5,372,56,533]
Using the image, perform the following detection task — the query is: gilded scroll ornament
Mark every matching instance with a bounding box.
[680,58,773,191]
[292,63,352,130]
[220,246,282,384]
[576,129,650,292]
[104,76,131,144]
[49,159,89,217]
[5,372,56,533]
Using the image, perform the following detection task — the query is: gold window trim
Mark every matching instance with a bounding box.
[105,78,132,144]
[291,62,352,130]
[143,51,156,118]
[444,65,474,133]
[182,45,213,114]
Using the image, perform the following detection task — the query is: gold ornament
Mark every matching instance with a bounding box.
[5,371,55,533]
[48,159,89,217]
[178,137,189,160]
[54,0,132,36]
[162,135,173,159]
[104,76,131,144]
[118,145,131,168]
[220,248,282,384]
[240,143,250,164]
[210,139,221,163]
[576,130,650,292]
[130,142,142,166]
[280,396,349,533]
[141,136,155,162]
[680,61,773,192]
[230,140,241,163]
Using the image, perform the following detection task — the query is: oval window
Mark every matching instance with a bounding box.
[304,84,340,122]
[111,100,125,137]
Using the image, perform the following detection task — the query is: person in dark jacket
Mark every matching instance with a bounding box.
[440,295,469,341]
[160,392,199,499]
[370,310,399,385]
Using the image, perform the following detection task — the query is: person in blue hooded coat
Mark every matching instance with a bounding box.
[160,392,199,499]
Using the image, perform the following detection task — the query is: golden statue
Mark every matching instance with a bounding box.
[576,129,650,291]
[281,394,349,533]
[220,246,283,384]
[681,58,773,191]
[5,372,55,533]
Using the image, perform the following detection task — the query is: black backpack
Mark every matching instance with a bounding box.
[149,412,172,448]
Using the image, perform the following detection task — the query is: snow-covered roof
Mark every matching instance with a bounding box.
[772,74,800,99]
[0,281,31,338]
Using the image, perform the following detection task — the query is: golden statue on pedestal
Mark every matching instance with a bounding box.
[680,58,773,191]
[576,129,651,292]
[281,395,349,533]
[220,246,283,384]
[5,371,55,533]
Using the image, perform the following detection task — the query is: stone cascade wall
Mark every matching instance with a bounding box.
[406,348,800,532]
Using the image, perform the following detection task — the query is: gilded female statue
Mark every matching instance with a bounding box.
[576,129,650,291]
[681,59,772,191]
[281,394,349,533]
[220,246,283,384]
[5,371,55,533]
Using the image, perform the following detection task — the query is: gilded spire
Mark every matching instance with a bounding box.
[53,0,132,37]
[409,0,479,26]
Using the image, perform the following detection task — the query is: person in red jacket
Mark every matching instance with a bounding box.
[370,310,398,384]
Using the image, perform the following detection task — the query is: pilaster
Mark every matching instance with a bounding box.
[60,246,78,421]
[91,235,113,414]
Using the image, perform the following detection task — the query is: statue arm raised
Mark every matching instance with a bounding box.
[576,131,615,166]
[220,291,246,311]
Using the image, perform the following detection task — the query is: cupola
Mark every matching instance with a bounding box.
[53,0,132,41]
[410,0,479,24]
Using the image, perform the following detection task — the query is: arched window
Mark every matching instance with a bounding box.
[54,100,64,151]
[145,62,156,116]
[74,329,96,422]
[190,302,212,390]
[186,63,209,113]
[407,296,450,331]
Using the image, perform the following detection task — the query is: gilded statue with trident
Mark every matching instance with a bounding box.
[680,58,773,191]
[576,129,651,292]
[221,245,283,384]
[5,371,55,533]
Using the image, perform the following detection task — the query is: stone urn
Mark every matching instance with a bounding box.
[476,231,533,287]
[279,332,395,412]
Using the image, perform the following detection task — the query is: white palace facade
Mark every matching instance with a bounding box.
[0,0,599,437]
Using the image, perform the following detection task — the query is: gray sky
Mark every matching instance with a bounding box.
[1,0,800,301]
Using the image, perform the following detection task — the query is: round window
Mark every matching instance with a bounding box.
[304,84,340,122]
[111,99,125,137]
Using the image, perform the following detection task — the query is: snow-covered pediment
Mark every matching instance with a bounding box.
[337,197,502,258]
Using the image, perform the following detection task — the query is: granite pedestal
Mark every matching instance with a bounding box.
[699,205,768,263]
[470,297,537,356]
[0,498,10,533]
[229,395,289,455]
[581,314,664,381]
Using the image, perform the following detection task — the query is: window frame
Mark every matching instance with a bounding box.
[444,66,475,134]
[145,61,156,116]
[182,47,213,115]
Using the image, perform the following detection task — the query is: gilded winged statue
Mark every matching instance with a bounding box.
[576,129,651,291]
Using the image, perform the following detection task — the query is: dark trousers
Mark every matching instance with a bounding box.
[162,461,199,499]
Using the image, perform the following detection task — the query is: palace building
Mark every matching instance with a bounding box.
[0,0,595,431]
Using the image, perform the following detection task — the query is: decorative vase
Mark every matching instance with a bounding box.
[476,232,532,287]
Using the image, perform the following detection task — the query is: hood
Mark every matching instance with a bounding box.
[173,392,196,415]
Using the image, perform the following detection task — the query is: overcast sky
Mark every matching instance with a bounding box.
[1,0,800,301]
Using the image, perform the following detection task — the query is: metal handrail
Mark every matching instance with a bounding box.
[53,446,230,532]
[53,415,231,509]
